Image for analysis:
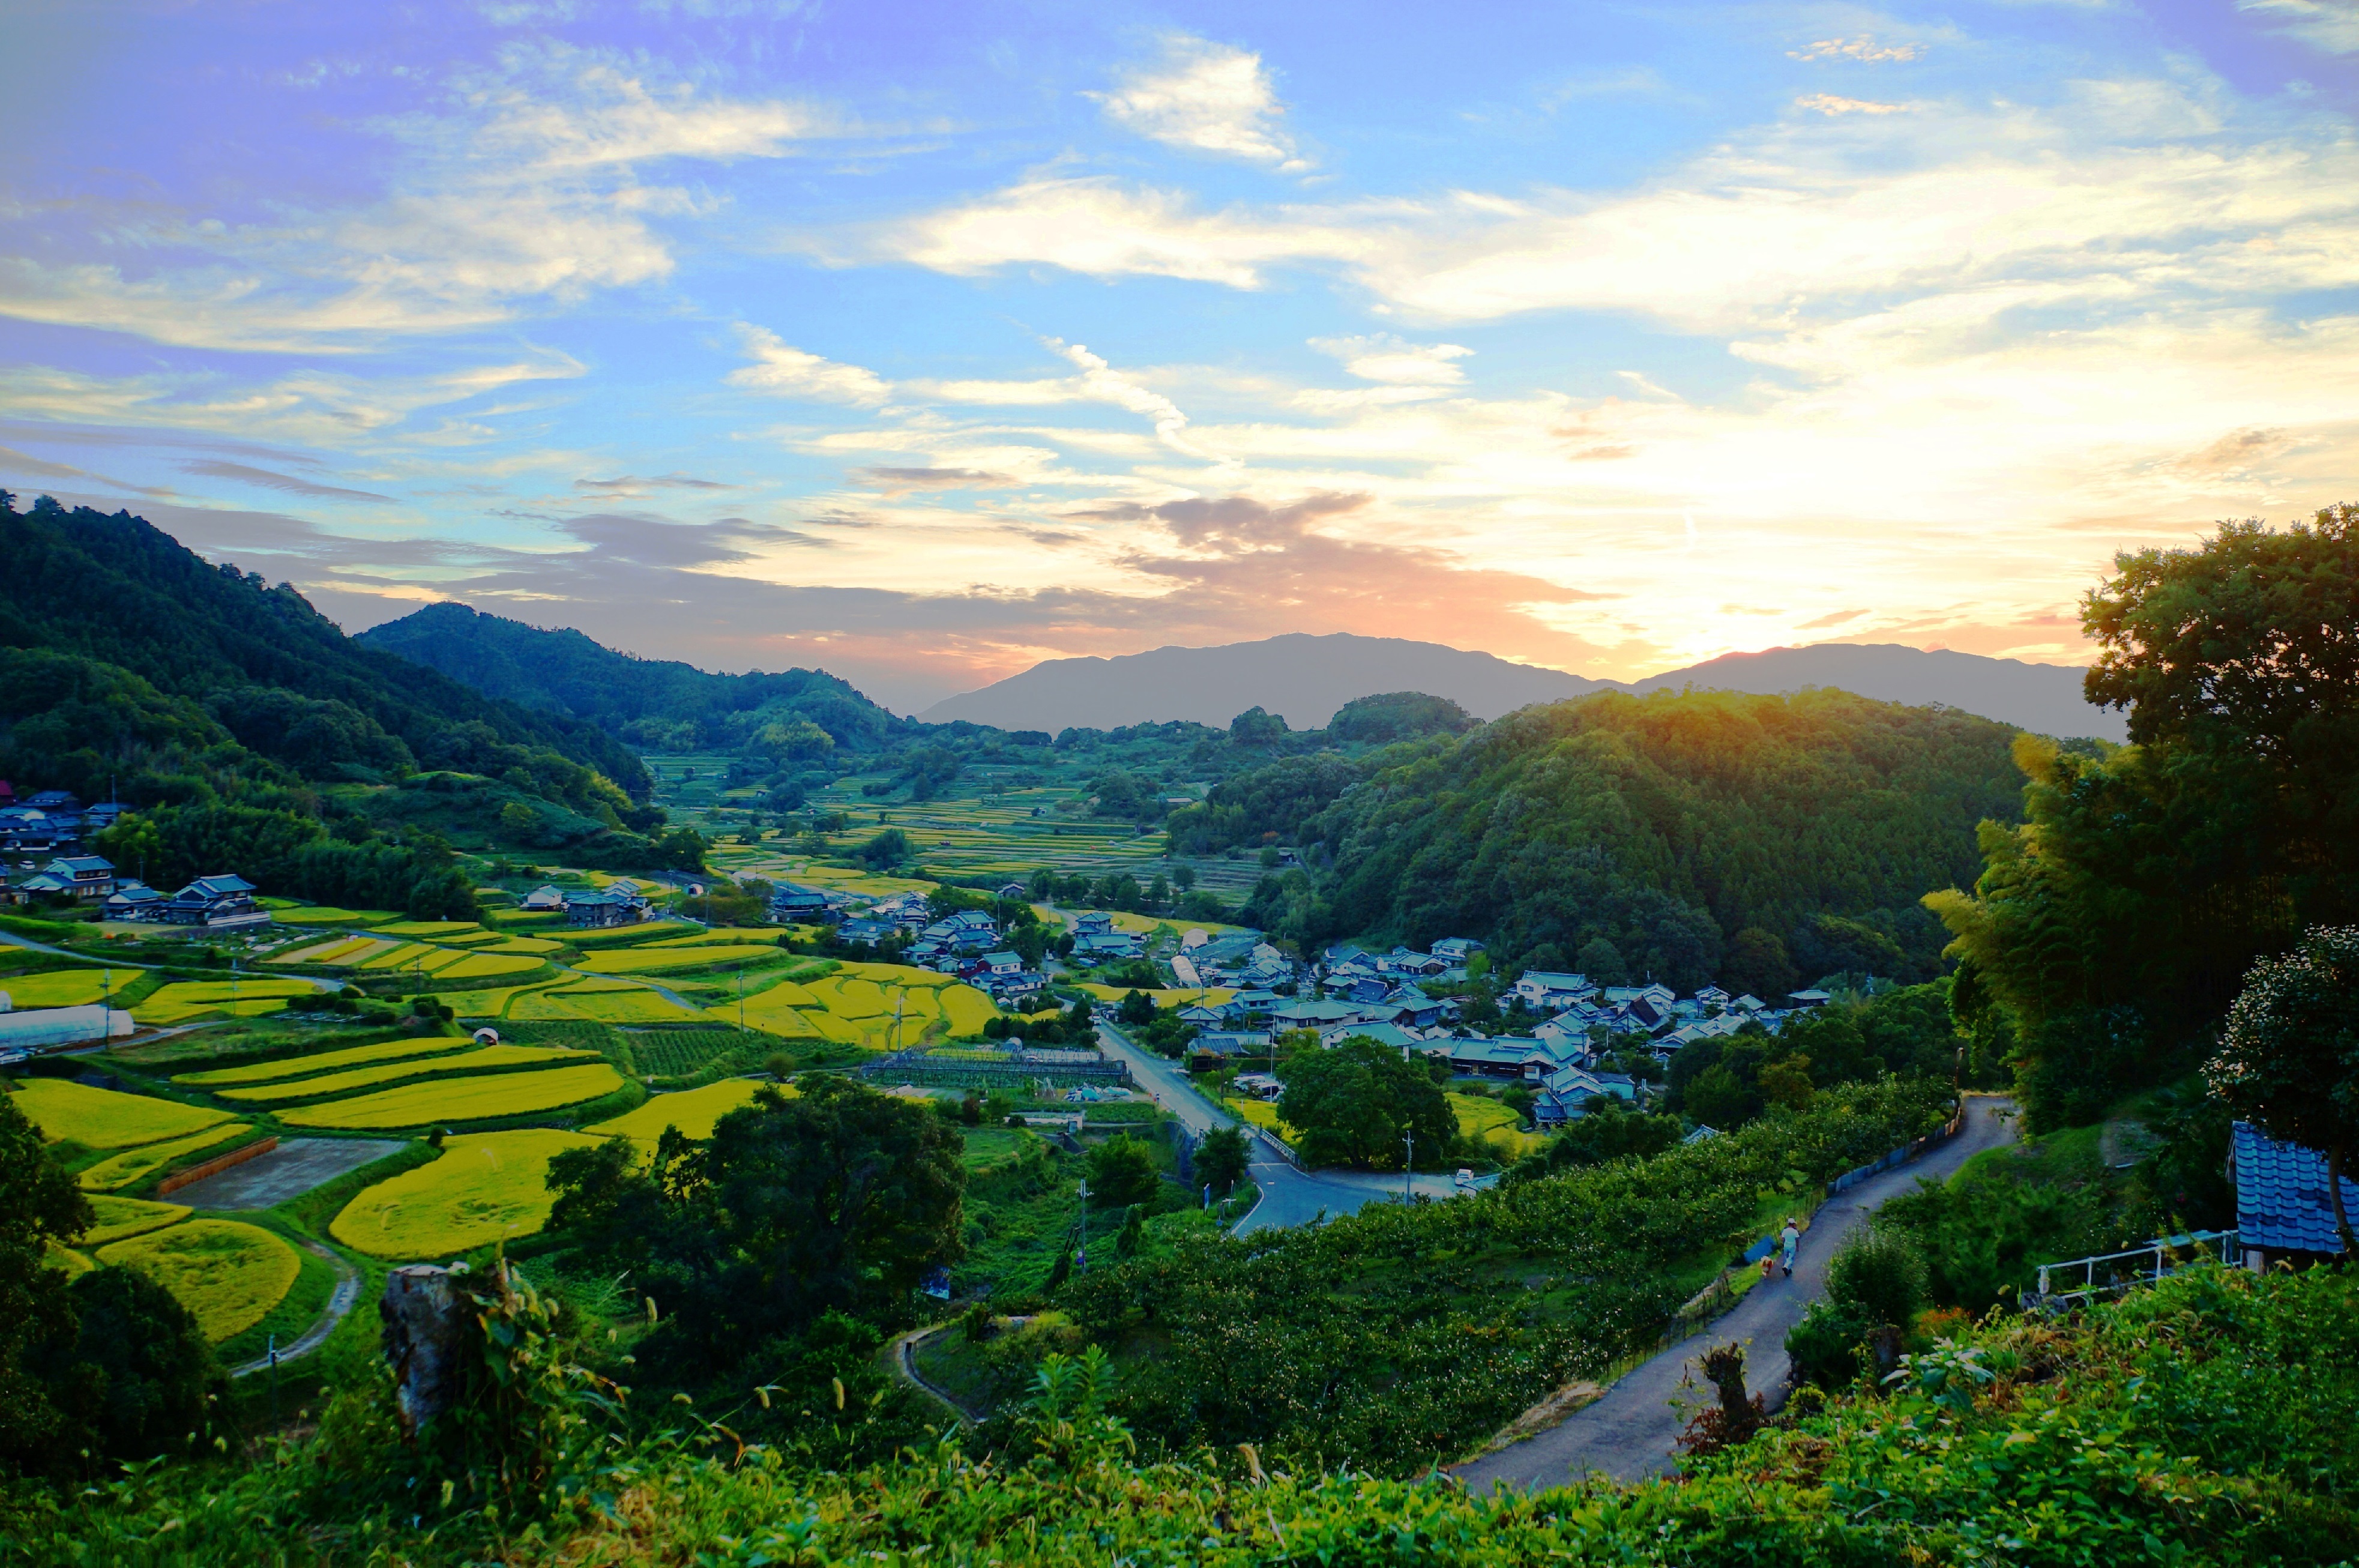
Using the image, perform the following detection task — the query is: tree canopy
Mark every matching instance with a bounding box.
[1277,1035,1456,1169]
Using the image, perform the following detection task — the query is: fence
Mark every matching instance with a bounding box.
[1826,1109,1966,1195]
[2031,1230,2241,1309]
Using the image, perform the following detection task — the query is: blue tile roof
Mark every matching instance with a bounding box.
[2233,1121,2358,1255]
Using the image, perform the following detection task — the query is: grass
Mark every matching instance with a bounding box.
[211,1227,340,1368]
[82,1195,194,1244]
[585,1077,774,1144]
[328,1129,602,1259]
[211,1043,598,1104]
[0,966,142,1007]
[132,978,319,1025]
[573,943,786,974]
[280,1061,628,1129]
[1450,1093,1545,1159]
[94,1218,302,1343]
[12,1078,238,1148]
[957,1127,1037,1171]
[73,1123,259,1191]
[172,1036,475,1087]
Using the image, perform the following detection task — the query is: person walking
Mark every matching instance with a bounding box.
[1779,1217,1801,1279]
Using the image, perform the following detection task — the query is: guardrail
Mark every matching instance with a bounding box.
[2032,1230,2240,1308]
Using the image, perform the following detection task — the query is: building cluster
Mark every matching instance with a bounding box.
[3,845,265,931]
[0,785,127,854]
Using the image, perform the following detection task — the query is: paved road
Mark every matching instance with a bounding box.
[1094,1025,1483,1236]
[885,1324,980,1425]
[1455,1094,2018,1491]
[170,1137,408,1209]
[228,1234,361,1380]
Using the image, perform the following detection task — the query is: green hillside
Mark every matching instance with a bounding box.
[1201,687,2027,991]
[357,601,915,755]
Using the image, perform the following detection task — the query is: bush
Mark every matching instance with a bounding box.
[1826,1225,1928,1328]
[1785,1298,1867,1390]
[43,1265,224,1464]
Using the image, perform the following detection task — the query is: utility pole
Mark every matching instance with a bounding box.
[737,963,745,1031]
[1402,1124,1414,1205]
[1076,1178,1091,1274]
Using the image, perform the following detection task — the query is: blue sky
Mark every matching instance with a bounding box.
[3,0,2355,710]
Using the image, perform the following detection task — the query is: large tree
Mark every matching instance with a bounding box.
[0,1088,94,1477]
[547,1078,965,1374]
[2208,926,2359,1256]
[1276,1035,1455,1170]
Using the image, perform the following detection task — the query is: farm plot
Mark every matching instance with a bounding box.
[574,942,782,974]
[357,942,471,974]
[44,1243,94,1279]
[445,983,562,1018]
[638,927,783,948]
[486,936,563,954]
[0,967,140,1007]
[511,982,705,1024]
[84,1195,193,1244]
[374,921,484,939]
[330,1129,598,1258]
[710,962,999,1049]
[271,907,400,927]
[586,1077,776,1144]
[436,951,546,979]
[626,1027,774,1080]
[74,1124,257,1191]
[567,921,696,948]
[1450,1093,1544,1159]
[268,935,381,966]
[95,1219,301,1342]
[173,1036,474,1087]
[211,1043,597,1104]
[13,1078,237,1148]
[280,1061,627,1130]
[133,978,319,1025]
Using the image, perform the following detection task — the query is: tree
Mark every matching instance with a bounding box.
[1172,865,1197,892]
[1825,1226,1928,1329]
[856,827,914,869]
[1276,1035,1455,1169]
[1720,926,1798,1000]
[42,1266,223,1463]
[1576,936,1630,988]
[1195,1125,1250,1196]
[2209,926,2359,1255]
[1116,989,1156,1028]
[1086,1135,1160,1207]
[546,1079,966,1372]
[0,1089,93,1477]
[1229,706,1288,747]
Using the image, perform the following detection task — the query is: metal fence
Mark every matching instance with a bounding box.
[2031,1230,2241,1308]
[1826,1111,1966,1195]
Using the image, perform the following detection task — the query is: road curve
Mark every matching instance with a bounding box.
[1454,1094,2019,1491]
[229,1235,362,1380]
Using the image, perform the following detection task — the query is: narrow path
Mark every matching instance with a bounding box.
[1454,1094,2017,1491]
[884,1324,980,1426]
[0,929,342,989]
[229,1235,361,1380]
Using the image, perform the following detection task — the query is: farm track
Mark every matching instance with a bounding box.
[885,1324,981,1426]
[228,1235,361,1379]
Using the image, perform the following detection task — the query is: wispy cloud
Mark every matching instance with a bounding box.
[1086,35,1310,170]
[179,459,393,502]
[726,325,893,405]
[1795,94,1908,115]
[2238,0,2359,53]
[1789,37,1927,63]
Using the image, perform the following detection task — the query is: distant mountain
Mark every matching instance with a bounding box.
[917,633,1607,731]
[358,602,915,752]
[921,633,2124,742]
[1635,644,2123,742]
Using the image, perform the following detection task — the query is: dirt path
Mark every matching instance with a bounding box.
[885,1324,980,1425]
[228,1235,362,1380]
[1454,1094,2018,1490]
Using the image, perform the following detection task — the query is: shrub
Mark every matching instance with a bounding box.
[1827,1225,1929,1328]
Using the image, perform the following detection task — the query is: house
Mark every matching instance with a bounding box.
[1268,998,1381,1033]
[158,873,268,929]
[43,855,117,900]
[1230,989,1282,1018]
[1431,937,1484,961]
[1788,989,1833,1009]
[1513,971,1595,1009]
[1385,984,1446,1028]
[768,882,839,923]
[996,881,1028,900]
[101,882,166,920]
[983,949,1024,976]
[565,882,649,927]
[10,872,73,905]
[836,918,899,947]
[1601,983,1677,1010]
[1193,1029,1271,1057]
[26,791,79,812]
[519,884,567,912]
[1075,911,1115,935]
[986,968,1049,1004]
[1318,1019,1422,1052]
[1692,985,1730,1009]
[1531,1066,1641,1127]
[2232,1121,2359,1270]
[1176,1003,1226,1028]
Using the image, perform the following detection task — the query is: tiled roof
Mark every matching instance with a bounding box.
[2233,1120,2358,1255]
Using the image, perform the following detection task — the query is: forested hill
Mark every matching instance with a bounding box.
[358,601,915,753]
[0,494,648,797]
[1213,687,2027,992]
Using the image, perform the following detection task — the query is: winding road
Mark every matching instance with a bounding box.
[228,1235,363,1380]
[1453,1094,2019,1489]
[1093,1024,1488,1235]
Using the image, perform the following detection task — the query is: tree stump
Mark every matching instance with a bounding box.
[381,1264,465,1438]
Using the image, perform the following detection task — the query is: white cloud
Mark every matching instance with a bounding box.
[2239,0,2359,52]
[1086,35,1309,169]
[1795,94,1908,115]
[726,326,893,405]
[1789,37,1926,62]
[1311,334,1473,385]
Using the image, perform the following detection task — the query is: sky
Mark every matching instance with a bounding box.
[2,0,2356,713]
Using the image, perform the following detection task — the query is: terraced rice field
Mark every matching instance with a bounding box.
[270,907,400,926]
[95,1218,302,1342]
[44,1242,94,1278]
[637,927,785,948]
[586,1076,776,1144]
[1450,1093,1545,1159]
[0,967,141,1007]
[375,921,484,938]
[211,1043,598,1104]
[280,1061,627,1129]
[573,942,783,974]
[510,982,706,1024]
[269,935,382,966]
[13,1078,238,1148]
[357,942,471,973]
[714,961,998,1048]
[568,921,696,948]
[437,951,546,979]
[74,1123,257,1191]
[448,983,570,1018]
[133,978,319,1025]
[173,1036,473,1087]
[330,1129,600,1258]
[84,1195,194,1244]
